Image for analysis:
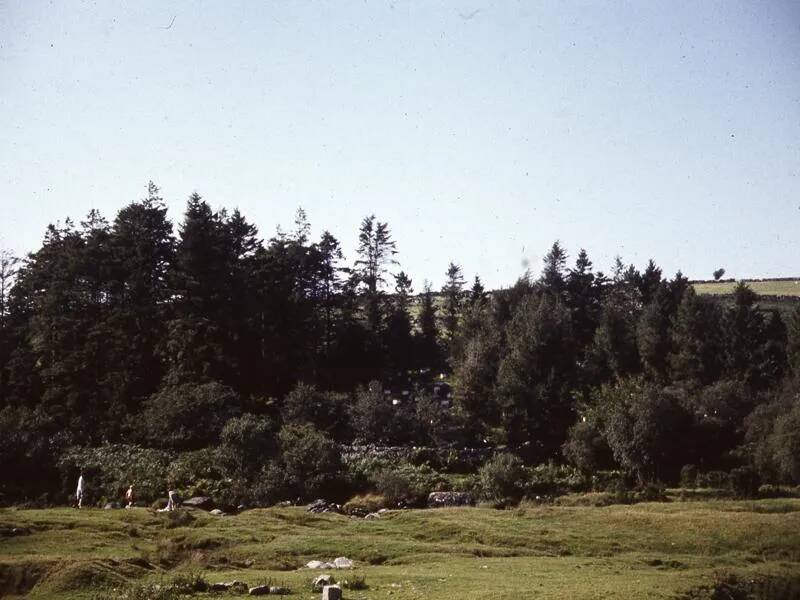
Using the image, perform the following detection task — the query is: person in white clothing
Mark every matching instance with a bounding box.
[76,472,85,509]
[125,485,135,509]
[166,489,178,511]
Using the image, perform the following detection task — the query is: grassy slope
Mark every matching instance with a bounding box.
[692,280,800,297]
[1,499,799,599]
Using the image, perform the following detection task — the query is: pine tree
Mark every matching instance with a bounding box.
[441,262,466,346]
[354,215,397,332]
[540,241,568,294]
[416,282,442,371]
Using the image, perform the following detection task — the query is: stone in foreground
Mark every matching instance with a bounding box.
[322,584,342,600]
[313,574,335,590]
[249,584,270,595]
[211,580,247,592]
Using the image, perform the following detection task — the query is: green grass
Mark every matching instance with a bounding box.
[1,500,799,599]
[693,279,800,297]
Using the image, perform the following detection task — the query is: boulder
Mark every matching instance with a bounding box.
[209,509,226,516]
[322,584,342,600]
[249,584,270,595]
[313,574,335,590]
[364,512,380,520]
[211,580,248,593]
[103,502,121,510]
[307,499,341,514]
[269,586,289,595]
[333,557,354,569]
[182,496,214,510]
[427,491,474,508]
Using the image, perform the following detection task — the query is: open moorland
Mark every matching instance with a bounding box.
[1,498,800,600]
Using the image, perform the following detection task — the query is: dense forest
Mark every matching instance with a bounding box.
[1,183,799,507]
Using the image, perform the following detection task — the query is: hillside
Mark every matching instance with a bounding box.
[1,499,799,599]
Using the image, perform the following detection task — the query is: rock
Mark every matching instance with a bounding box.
[346,506,369,518]
[307,560,328,569]
[427,491,474,508]
[211,580,248,593]
[364,512,380,520]
[269,586,289,595]
[313,574,335,590]
[182,496,214,510]
[307,499,342,514]
[103,502,121,509]
[209,508,226,516]
[333,556,354,569]
[248,584,270,595]
[322,584,342,600]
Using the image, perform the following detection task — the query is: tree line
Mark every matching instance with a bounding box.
[1,183,799,502]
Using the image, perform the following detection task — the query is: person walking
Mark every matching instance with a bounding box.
[76,472,85,509]
[166,488,178,511]
[125,484,135,509]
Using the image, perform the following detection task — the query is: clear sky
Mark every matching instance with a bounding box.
[1,1,799,289]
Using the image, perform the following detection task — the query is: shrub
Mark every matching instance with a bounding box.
[562,421,614,475]
[281,382,350,440]
[680,464,698,488]
[57,444,173,503]
[220,413,276,473]
[375,463,444,506]
[135,381,244,451]
[729,465,760,498]
[254,424,344,504]
[478,453,526,504]
[696,470,729,489]
[342,493,387,515]
[525,463,589,497]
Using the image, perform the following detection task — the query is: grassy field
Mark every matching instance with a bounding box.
[692,279,800,297]
[1,498,799,599]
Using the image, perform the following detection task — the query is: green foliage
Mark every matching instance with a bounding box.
[495,293,575,459]
[745,378,800,484]
[478,453,526,503]
[135,381,244,451]
[374,462,445,506]
[729,466,760,498]
[256,423,344,503]
[593,377,693,483]
[562,420,614,475]
[280,382,349,440]
[57,444,173,503]
[220,413,277,472]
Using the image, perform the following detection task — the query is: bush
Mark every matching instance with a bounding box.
[57,444,173,503]
[135,381,244,451]
[562,421,614,475]
[253,424,345,504]
[696,470,729,489]
[525,463,589,497]
[375,462,444,507]
[166,447,248,506]
[281,382,350,441]
[680,464,698,488]
[220,413,276,474]
[342,493,387,515]
[478,453,526,504]
[729,465,760,498]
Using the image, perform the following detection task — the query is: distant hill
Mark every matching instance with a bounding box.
[692,278,800,298]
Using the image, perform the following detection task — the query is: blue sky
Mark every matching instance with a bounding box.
[1,1,799,289]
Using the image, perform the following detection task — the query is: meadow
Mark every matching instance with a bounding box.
[1,497,799,599]
[692,279,800,297]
